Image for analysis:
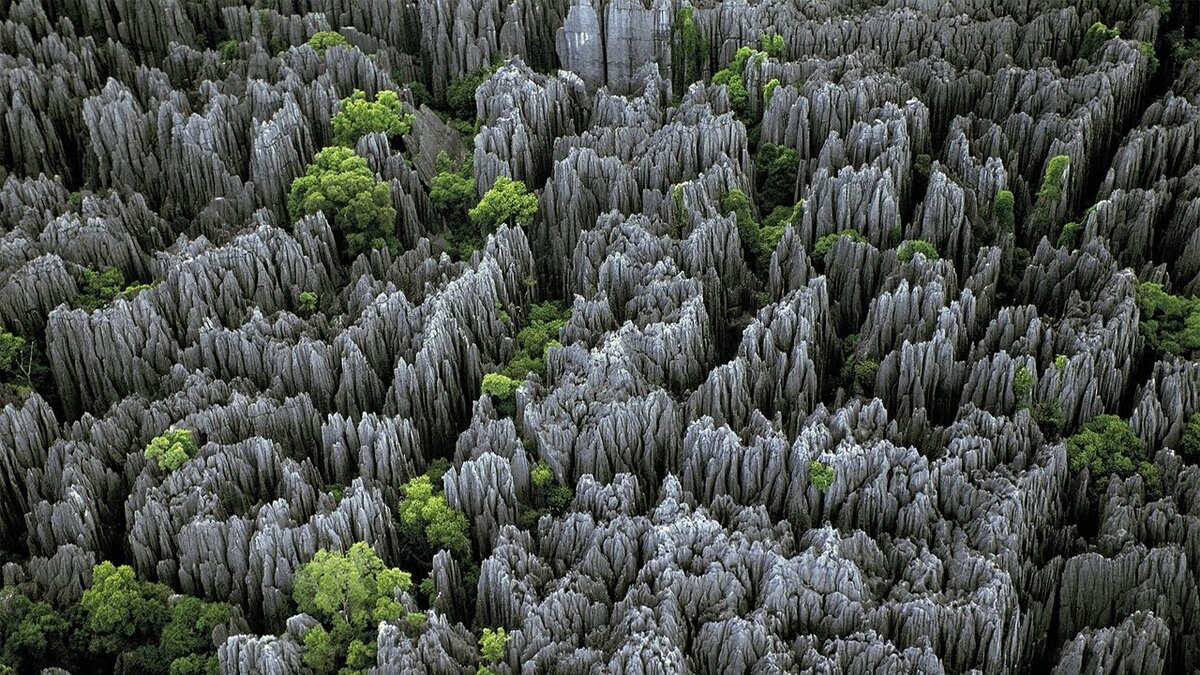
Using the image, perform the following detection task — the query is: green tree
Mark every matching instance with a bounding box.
[712,47,758,120]
[1180,413,1200,464]
[293,542,411,673]
[1013,365,1033,410]
[75,267,125,311]
[759,33,784,58]
[1056,221,1082,249]
[898,239,939,263]
[0,589,70,672]
[79,562,170,657]
[145,429,198,472]
[1066,415,1158,496]
[1080,22,1119,60]
[479,627,509,670]
[993,190,1015,236]
[331,90,415,147]
[756,143,799,211]
[812,230,867,263]
[809,460,834,491]
[398,476,471,558]
[763,78,781,109]
[531,460,572,512]
[307,31,348,55]
[430,154,477,215]
[672,7,707,91]
[1135,281,1200,358]
[288,146,397,257]
[469,177,537,231]
[445,65,496,121]
[159,596,230,674]
[299,291,318,314]
[720,188,780,268]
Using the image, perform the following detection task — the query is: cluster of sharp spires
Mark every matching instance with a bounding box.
[1,0,1200,671]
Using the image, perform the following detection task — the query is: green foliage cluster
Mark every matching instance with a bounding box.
[144,429,198,473]
[293,542,412,674]
[216,39,238,60]
[469,177,537,231]
[1170,31,1200,62]
[712,47,759,119]
[77,561,231,673]
[1013,365,1033,410]
[0,328,49,408]
[481,372,520,400]
[299,291,318,314]
[331,90,414,147]
[993,190,1015,235]
[1056,221,1082,249]
[0,588,71,672]
[1038,155,1070,203]
[288,146,397,258]
[1079,22,1119,60]
[720,188,783,269]
[759,33,784,58]
[1031,399,1066,439]
[756,143,799,212]
[914,154,932,178]
[307,31,348,55]
[812,229,868,263]
[672,8,707,91]
[75,267,152,311]
[430,153,482,259]
[808,460,834,491]
[1135,281,1200,357]
[445,65,497,121]
[1066,415,1159,496]
[398,475,471,559]
[897,239,939,263]
[475,627,509,674]
[1180,413,1200,464]
[763,78,780,109]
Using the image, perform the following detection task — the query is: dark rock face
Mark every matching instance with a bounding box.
[1,0,1198,673]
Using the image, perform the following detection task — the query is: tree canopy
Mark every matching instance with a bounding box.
[288,146,397,257]
[144,429,198,472]
[398,475,471,558]
[331,90,414,147]
[469,176,537,230]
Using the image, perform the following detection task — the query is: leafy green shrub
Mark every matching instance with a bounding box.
[479,627,509,669]
[897,239,939,263]
[1067,415,1158,496]
[216,39,239,60]
[159,596,231,674]
[0,588,70,672]
[288,146,397,257]
[1038,155,1070,202]
[445,65,496,120]
[299,291,317,314]
[809,460,834,491]
[712,47,760,120]
[293,542,411,673]
[812,229,868,262]
[1013,365,1033,410]
[331,90,414,146]
[853,359,878,392]
[763,78,781,108]
[75,266,129,311]
[469,177,537,230]
[531,459,572,512]
[306,31,348,55]
[1135,281,1200,358]
[1180,413,1200,463]
[80,562,170,656]
[720,188,783,268]
[759,33,784,58]
[430,153,477,215]
[1031,399,1066,439]
[1079,22,1119,60]
[756,143,799,211]
[1056,221,1082,249]
[145,429,197,472]
[482,372,520,400]
[914,154,932,178]
[993,190,1015,235]
[672,7,707,90]
[398,475,471,557]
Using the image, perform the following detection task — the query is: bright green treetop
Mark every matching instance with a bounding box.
[398,476,471,557]
[307,31,348,54]
[1180,413,1200,464]
[479,627,509,666]
[288,146,397,257]
[145,429,198,472]
[809,460,834,491]
[898,239,939,263]
[293,542,411,630]
[79,562,170,656]
[812,229,868,262]
[469,177,537,230]
[1135,281,1200,357]
[0,589,70,672]
[1067,414,1159,495]
[332,90,414,147]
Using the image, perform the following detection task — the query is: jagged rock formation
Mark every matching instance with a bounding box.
[0,0,1198,673]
